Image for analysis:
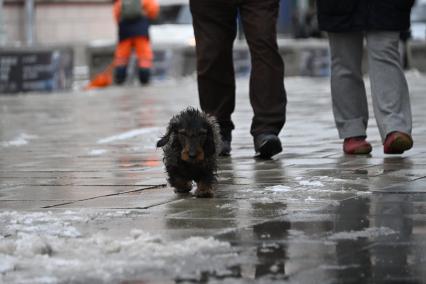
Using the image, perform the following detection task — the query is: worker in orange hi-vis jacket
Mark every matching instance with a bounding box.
[113,0,159,85]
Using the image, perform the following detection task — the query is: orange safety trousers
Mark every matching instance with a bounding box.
[113,36,153,69]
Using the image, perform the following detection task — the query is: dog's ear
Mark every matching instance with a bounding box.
[156,134,170,148]
[157,119,178,148]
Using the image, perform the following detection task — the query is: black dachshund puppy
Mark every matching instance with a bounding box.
[156,108,221,198]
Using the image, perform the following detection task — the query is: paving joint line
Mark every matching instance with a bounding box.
[41,184,167,209]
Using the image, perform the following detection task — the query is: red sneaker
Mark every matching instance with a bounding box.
[343,136,372,155]
[383,132,413,154]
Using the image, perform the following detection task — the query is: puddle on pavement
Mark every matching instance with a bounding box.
[182,194,426,283]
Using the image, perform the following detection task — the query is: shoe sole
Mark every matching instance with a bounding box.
[219,151,231,157]
[219,146,231,157]
[345,145,372,155]
[257,139,282,159]
[384,136,413,154]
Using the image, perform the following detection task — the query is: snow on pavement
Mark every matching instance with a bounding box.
[328,227,397,240]
[1,133,38,148]
[0,210,239,283]
[97,127,160,144]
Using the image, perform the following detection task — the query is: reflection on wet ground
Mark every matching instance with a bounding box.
[1,75,426,283]
[211,193,426,283]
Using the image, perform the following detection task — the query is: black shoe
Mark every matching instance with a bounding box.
[219,130,232,156]
[220,139,231,156]
[114,66,127,85]
[254,133,282,159]
[138,68,151,85]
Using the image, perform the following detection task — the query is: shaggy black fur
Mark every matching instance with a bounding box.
[156,107,221,198]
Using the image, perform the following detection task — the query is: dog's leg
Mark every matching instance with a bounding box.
[195,181,214,198]
[169,177,192,194]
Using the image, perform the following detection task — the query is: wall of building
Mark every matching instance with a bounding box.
[3,0,116,46]
[3,2,24,44]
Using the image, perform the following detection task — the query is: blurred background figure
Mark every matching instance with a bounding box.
[411,0,426,41]
[292,5,321,39]
[113,0,159,85]
[1,0,425,93]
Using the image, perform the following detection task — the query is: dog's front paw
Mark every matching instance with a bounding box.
[170,178,192,194]
[195,181,214,198]
[174,187,192,194]
[194,188,214,198]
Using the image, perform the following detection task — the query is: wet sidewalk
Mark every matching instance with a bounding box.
[1,73,426,283]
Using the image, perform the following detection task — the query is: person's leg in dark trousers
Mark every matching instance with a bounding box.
[239,0,287,137]
[189,0,238,155]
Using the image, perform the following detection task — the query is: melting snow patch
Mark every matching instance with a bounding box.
[304,196,317,202]
[88,148,108,156]
[97,127,160,144]
[285,212,333,223]
[317,176,347,182]
[216,203,234,209]
[0,210,239,283]
[320,264,361,270]
[264,185,294,193]
[328,227,397,240]
[265,183,341,195]
[248,196,283,204]
[288,229,307,239]
[299,180,324,187]
[0,254,15,273]
[0,211,83,238]
[1,133,37,147]
[356,191,372,196]
[296,176,349,186]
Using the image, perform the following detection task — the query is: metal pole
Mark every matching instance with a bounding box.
[298,0,308,17]
[25,0,35,46]
[0,0,6,45]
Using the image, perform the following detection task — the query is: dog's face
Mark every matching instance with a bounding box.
[177,125,208,163]
[157,108,217,164]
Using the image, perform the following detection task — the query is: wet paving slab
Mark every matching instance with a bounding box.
[1,74,426,283]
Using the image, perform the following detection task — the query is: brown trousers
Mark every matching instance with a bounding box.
[190,0,287,136]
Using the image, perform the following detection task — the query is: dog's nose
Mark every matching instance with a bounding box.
[189,153,197,159]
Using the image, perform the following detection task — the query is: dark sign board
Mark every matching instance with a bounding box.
[0,48,73,94]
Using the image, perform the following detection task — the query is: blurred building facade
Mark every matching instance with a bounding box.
[1,0,116,46]
[0,0,313,47]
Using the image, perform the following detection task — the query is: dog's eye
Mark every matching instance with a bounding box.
[178,130,187,136]
[200,129,207,135]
